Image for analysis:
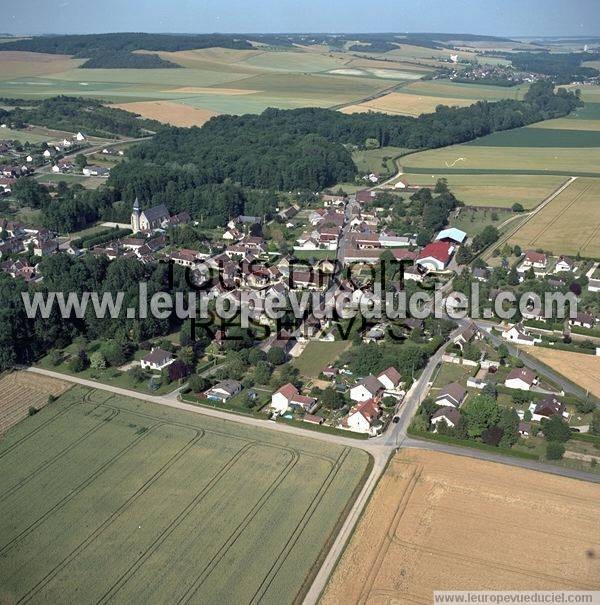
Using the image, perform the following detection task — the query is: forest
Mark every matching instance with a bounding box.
[0,96,164,137]
[0,32,253,68]
[119,82,581,194]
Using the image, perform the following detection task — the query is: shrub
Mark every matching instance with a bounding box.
[546,441,565,460]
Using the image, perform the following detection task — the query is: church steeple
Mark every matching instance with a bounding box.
[131,197,141,232]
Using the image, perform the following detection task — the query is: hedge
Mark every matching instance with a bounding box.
[275,416,369,440]
[408,428,540,460]
[71,227,132,249]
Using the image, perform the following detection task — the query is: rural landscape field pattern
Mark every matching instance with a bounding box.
[0,386,370,604]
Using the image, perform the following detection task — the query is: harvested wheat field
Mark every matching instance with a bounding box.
[522,347,600,399]
[112,100,219,127]
[508,177,600,257]
[321,449,600,604]
[0,371,70,434]
[340,92,474,117]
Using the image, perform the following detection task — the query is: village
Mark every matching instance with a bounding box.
[1,154,598,441]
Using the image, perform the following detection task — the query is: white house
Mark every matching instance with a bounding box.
[504,367,537,391]
[140,347,174,371]
[416,241,454,271]
[270,383,316,415]
[501,323,536,346]
[435,383,467,408]
[205,379,242,403]
[75,131,87,142]
[350,375,384,402]
[377,367,402,392]
[529,396,569,423]
[554,256,575,273]
[345,399,382,434]
[431,407,461,431]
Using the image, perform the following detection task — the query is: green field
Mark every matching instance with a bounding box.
[0,385,370,604]
[293,341,352,378]
[401,125,600,177]
[351,146,407,175]
[0,47,413,116]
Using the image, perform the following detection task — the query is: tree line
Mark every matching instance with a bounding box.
[0,96,164,137]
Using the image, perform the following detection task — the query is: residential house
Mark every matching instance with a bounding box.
[345,399,382,434]
[569,312,596,330]
[140,347,174,371]
[377,367,402,392]
[530,396,569,423]
[555,256,575,273]
[504,367,538,391]
[472,267,489,281]
[518,421,532,438]
[431,407,461,431]
[416,241,454,271]
[518,250,548,276]
[350,375,384,402]
[205,379,242,403]
[435,383,467,408]
[501,323,536,346]
[452,322,479,351]
[270,383,316,415]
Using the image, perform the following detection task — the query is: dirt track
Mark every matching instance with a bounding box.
[321,449,600,604]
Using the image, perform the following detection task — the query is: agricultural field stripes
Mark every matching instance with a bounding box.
[0,386,370,605]
[507,177,600,257]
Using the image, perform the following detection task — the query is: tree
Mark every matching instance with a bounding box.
[507,266,519,286]
[523,408,532,422]
[511,390,530,406]
[482,425,503,446]
[75,154,88,171]
[267,347,286,366]
[254,361,271,385]
[11,178,51,209]
[177,346,195,366]
[512,203,524,213]
[498,408,520,447]
[590,409,600,436]
[168,359,190,382]
[541,415,571,443]
[321,387,347,410]
[512,244,522,257]
[364,137,379,149]
[481,383,498,400]
[100,340,127,367]
[546,441,565,460]
[89,351,106,371]
[188,374,208,393]
[127,365,146,383]
[68,355,86,373]
[462,343,480,362]
[463,394,500,438]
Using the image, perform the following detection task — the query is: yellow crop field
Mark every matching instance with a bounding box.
[0,51,83,80]
[401,173,566,208]
[322,448,600,604]
[508,177,600,257]
[0,370,70,434]
[112,100,219,127]
[340,91,474,117]
[522,347,600,398]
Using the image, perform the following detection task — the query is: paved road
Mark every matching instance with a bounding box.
[474,319,598,402]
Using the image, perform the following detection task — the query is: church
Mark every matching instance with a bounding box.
[131,198,170,233]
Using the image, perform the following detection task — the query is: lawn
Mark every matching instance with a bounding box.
[0,385,371,604]
[430,361,475,390]
[293,341,352,378]
[351,146,408,175]
[507,177,600,257]
[449,206,511,237]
